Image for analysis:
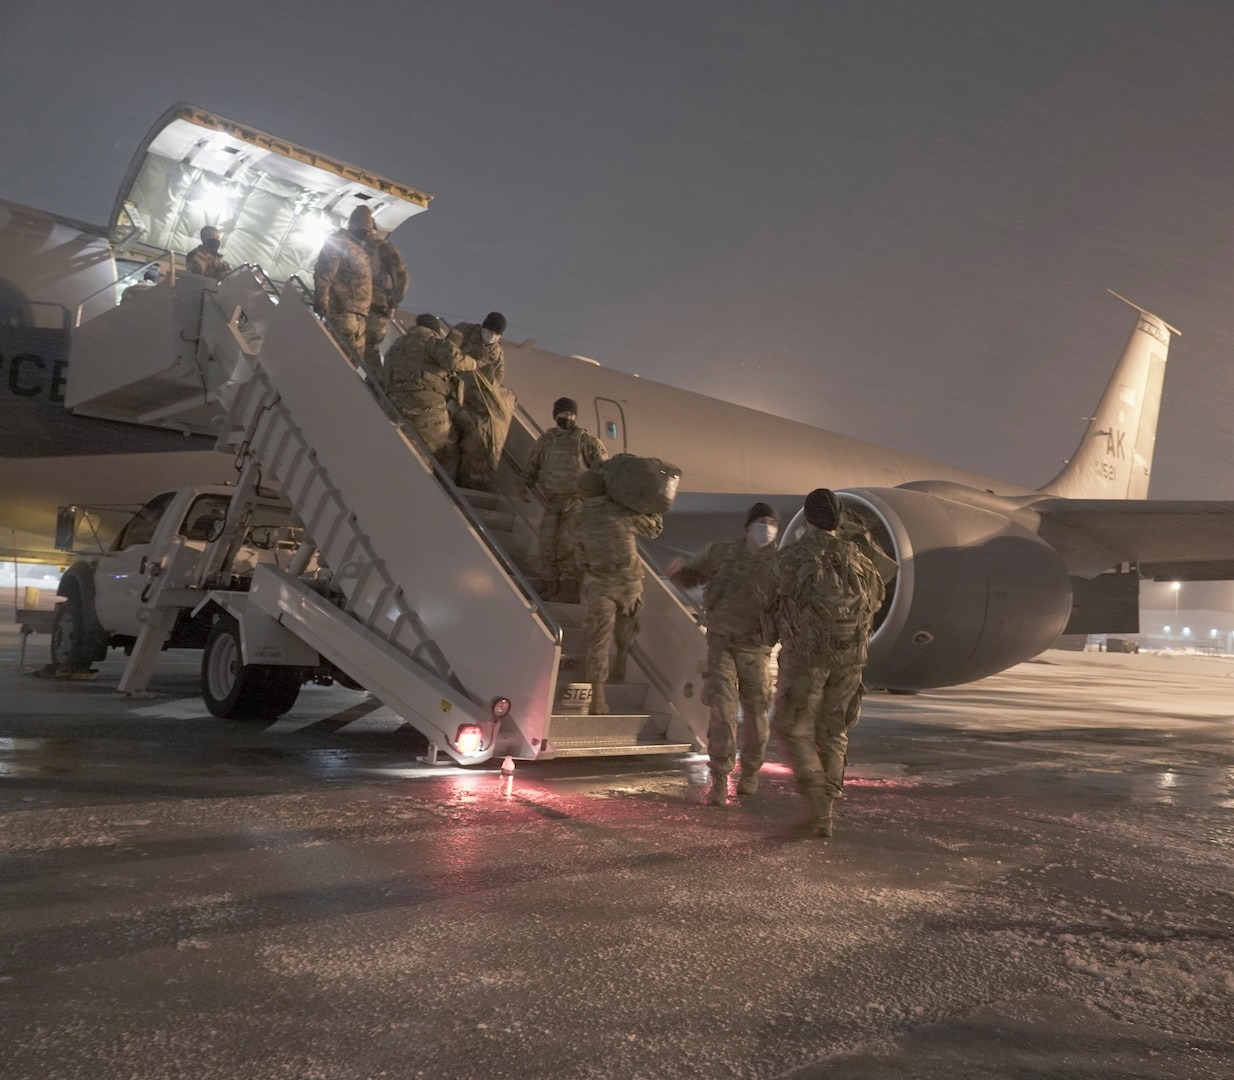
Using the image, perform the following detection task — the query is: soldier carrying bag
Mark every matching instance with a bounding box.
[599,454,682,515]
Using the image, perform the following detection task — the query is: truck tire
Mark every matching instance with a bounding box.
[50,585,94,670]
[202,616,302,719]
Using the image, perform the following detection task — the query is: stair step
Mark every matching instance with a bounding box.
[473,506,516,533]
[544,599,584,625]
[458,486,501,509]
[547,711,669,747]
[548,742,695,759]
[553,678,649,714]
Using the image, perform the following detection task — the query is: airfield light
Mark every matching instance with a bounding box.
[192,183,233,222]
[1211,629,1218,638]
[1163,625,1171,634]
[1170,581,1182,591]
[490,697,512,720]
[1182,627,1192,637]
[454,724,484,756]
[296,216,334,249]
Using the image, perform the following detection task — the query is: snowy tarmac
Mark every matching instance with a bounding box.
[2,632,1233,1079]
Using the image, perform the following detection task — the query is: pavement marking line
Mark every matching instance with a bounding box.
[129,698,214,720]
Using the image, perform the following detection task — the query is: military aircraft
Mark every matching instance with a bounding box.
[3,104,1233,693]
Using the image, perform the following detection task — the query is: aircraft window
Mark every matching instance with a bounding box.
[112,491,177,550]
[181,494,231,541]
[605,421,619,439]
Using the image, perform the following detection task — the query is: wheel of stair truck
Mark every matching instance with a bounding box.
[50,584,93,671]
[202,615,303,719]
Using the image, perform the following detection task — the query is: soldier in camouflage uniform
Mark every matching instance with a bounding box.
[382,313,476,476]
[185,226,232,279]
[756,489,887,838]
[313,207,373,356]
[520,396,607,601]
[452,312,507,489]
[669,502,780,806]
[571,470,663,715]
[362,227,408,366]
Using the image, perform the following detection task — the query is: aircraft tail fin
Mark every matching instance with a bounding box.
[1039,292,1179,500]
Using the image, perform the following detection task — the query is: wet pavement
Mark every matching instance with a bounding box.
[2,629,1233,1079]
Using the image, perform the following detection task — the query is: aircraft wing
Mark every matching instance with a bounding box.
[1035,499,1234,580]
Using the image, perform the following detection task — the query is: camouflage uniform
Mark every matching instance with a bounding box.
[185,246,232,279]
[573,493,663,710]
[673,537,776,789]
[452,322,507,488]
[313,229,372,356]
[363,235,408,366]
[757,528,886,833]
[523,425,607,598]
[382,326,475,474]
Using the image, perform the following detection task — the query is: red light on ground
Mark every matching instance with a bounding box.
[455,724,484,755]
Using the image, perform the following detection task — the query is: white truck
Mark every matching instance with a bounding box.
[52,483,336,719]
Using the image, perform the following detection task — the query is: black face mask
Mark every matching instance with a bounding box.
[204,238,221,253]
[555,416,576,431]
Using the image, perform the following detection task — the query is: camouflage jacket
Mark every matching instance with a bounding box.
[524,425,607,500]
[453,322,506,411]
[382,327,474,401]
[755,528,885,660]
[572,495,663,586]
[672,536,777,648]
[363,235,408,314]
[313,229,372,317]
[185,245,232,279]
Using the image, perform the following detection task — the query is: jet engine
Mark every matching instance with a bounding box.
[784,487,1073,691]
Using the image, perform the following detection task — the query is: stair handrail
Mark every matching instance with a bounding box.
[280,277,561,646]
[72,250,174,327]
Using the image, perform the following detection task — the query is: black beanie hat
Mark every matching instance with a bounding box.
[803,489,841,531]
[482,311,507,334]
[415,312,445,334]
[745,501,779,528]
[553,397,578,416]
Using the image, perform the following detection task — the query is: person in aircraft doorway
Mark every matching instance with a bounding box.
[382,312,476,476]
[755,489,886,838]
[362,221,408,366]
[519,396,607,602]
[668,502,780,806]
[185,226,233,279]
[313,206,374,356]
[571,469,663,716]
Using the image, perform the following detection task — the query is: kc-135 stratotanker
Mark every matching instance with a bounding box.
[2,104,1230,763]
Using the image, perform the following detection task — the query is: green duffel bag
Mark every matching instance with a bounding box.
[599,453,682,514]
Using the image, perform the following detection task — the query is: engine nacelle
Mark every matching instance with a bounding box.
[783,487,1073,690]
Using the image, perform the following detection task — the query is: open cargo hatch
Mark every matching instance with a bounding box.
[110,104,432,283]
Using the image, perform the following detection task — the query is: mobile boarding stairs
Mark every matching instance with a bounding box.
[65,266,711,764]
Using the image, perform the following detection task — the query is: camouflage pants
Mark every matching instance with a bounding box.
[326,312,365,357]
[581,575,642,683]
[773,638,868,800]
[538,494,579,593]
[703,639,771,777]
[389,392,458,477]
[364,311,390,367]
[454,408,492,488]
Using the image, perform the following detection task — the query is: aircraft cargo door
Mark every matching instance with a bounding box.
[595,397,626,456]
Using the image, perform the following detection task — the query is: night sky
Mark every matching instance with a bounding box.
[3,1,1234,498]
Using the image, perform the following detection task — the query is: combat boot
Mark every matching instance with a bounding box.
[589,682,610,715]
[609,641,631,682]
[807,789,834,838]
[707,772,729,806]
[736,769,761,796]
